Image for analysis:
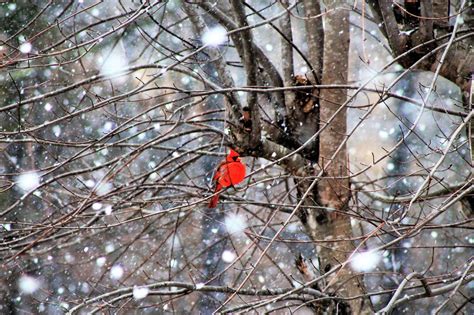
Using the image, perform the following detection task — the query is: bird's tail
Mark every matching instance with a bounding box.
[208,183,222,208]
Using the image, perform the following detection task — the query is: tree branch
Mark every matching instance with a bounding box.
[66,280,328,314]
[377,0,407,60]
[198,1,287,127]
[377,273,474,314]
[183,3,242,128]
[229,0,261,149]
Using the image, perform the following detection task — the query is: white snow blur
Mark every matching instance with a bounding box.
[99,48,128,82]
[133,286,149,300]
[110,265,124,280]
[350,251,381,272]
[225,213,247,235]
[202,26,227,47]
[19,42,32,54]
[96,257,106,267]
[222,250,236,263]
[16,172,40,192]
[18,275,41,294]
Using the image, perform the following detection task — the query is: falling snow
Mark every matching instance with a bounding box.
[350,251,381,272]
[19,42,32,53]
[96,257,106,267]
[104,205,113,215]
[222,250,236,263]
[99,49,128,81]
[18,275,41,294]
[52,125,61,137]
[110,265,124,280]
[196,283,205,289]
[16,172,40,192]
[225,213,247,235]
[202,26,227,47]
[1,3,470,314]
[133,286,149,300]
[105,243,115,253]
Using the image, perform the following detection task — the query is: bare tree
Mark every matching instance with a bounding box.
[0,1,472,314]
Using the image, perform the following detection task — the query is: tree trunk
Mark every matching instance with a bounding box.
[300,2,372,313]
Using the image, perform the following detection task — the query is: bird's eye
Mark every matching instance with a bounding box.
[232,156,238,161]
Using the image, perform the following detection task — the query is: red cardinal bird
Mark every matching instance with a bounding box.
[208,149,246,208]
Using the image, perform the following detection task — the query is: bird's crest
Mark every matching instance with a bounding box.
[229,149,239,157]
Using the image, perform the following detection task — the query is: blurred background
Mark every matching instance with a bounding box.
[0,1,472,314]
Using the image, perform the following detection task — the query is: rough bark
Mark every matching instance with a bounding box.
[302,0,324,83]
[308,2,371,313]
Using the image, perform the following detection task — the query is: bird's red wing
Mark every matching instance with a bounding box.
[209,161,228,208]
[228,161,246,185]
[208,156,245,208]
[212,161,226,181]
[216,163,232,187]
[217,161,245,187]
[208,182,222,208]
